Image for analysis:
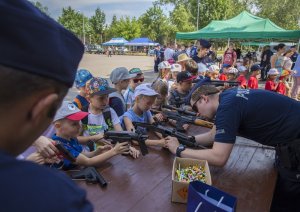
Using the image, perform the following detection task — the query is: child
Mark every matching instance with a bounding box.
[152,80,169,111]
[73,69,93,110]
[177,53,191,71]
[219,64,230,81]
[237,66,247,89]
[247,64,261,89]
[78,77,140,158]
[265,68,279,92]
[109,67,137,116]
[169,63,182,91]
[123,68,144,109]
[227,67,238,81]
[197,63,208,80]
[168,71,196,108]
[276,70,291,96]
[51,101,130,169]
[207,64,219,80]
[121,83,166,147]
[157,61,171,83]
[185,59,198,76]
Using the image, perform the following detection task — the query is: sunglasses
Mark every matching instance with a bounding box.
[133,78,144,83]
[191,90,220,112]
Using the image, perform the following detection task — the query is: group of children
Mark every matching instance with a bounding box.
[22,50,294,170]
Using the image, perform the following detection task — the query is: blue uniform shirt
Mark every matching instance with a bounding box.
[0,150,93,211]
[214,88,300,146]
[52,135,83,169]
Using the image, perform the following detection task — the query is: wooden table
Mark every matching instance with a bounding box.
[73,126,277,212]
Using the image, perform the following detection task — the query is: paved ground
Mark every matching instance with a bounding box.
[66,54,158,101]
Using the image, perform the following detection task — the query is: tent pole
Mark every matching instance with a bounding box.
[298,38,300,52]
[227,38,230,48]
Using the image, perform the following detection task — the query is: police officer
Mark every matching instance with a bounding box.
[191,39,212,65]
[166,85,300,211]
[0,1,92,211]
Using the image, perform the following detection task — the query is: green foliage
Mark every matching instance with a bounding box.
[90,8,106,43]
[139,5,172,44]
[170,4,195,32]
[255,0,300,30]
[30,1,50,16]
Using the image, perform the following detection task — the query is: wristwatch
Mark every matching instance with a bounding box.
[176,144,186,157]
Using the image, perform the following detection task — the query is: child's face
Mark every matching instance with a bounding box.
[119,79,130,90]
[162,69,171,80]
[89,94,109,110]
[152,94,166,110]
[130,75,144,89]
[137,95,156,111]
[253,70,260,76]
[179,81,193,92]
[268,75,277,80]
[211,72,219,79]
[172,71,179,80]
[57,119,81,138]
[227,73,236,81]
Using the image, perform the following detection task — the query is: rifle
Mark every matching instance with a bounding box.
[193,79,239,87]
[104,130,149,155]
[133,122,207,149]
[71,167,107,188]
[161,110,213,131]
[162,104,197,116]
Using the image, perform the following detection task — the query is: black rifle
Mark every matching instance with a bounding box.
[193,79,240,87]
[161,110,214,131]
[55,143,76,162]
[133,122,207,149]
[71,167,107,188]
[104,130,149,155]
[162,104,197,116]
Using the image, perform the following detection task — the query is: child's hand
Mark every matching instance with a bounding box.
[92,133,104,142]
[113,142,130,155]
[154,113,165,122]
[129,146,140,159]
[183,124,189,131]
[95,144,112,154]
[158,138,167,148]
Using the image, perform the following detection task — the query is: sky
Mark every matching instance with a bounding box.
[36,0,173,24]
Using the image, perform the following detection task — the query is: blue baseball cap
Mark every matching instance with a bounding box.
[75,69,93,88]
[0,0,84,87]
[222,64,231,68]
[250,64,261,72]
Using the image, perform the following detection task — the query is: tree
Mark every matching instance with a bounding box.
[158,0,246,29]
[108,16,141,40]
[30,1,50,16]
[58,7,92,43]
[255,0,300,29]
[170,4,195,32]
[90,8,106,43]
[139,5,171,44]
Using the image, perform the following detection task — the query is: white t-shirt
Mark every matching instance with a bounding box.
[164,48,175,61]
[83,108,120,136]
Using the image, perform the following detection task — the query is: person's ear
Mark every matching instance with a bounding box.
[54,122,61,130]
[29,93,59,124]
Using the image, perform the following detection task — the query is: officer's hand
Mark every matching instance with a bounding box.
[165,136,180,154]
[34,136,58,158]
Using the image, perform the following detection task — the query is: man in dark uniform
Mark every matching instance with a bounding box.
[153,44,161,73]
[166,85,300,211]
[0,1,92,211]
[192,39,212,65]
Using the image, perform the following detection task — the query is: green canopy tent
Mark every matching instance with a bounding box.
[176,11,300,42]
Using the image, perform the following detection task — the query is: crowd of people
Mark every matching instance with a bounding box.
[1,1,300,211]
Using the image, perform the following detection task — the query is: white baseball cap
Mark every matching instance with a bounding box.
[228,67,238,74]
[170,63,182,72]
[158,61,171,70]
[53,101,88,122]
[238,66,247,72]
[133,83,159,99]
[267,68,279,75]
[208,65,220,73]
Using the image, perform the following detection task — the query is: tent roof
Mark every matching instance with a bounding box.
[125,37,158,46]
[176,11,300,41]
[102,37,128,46]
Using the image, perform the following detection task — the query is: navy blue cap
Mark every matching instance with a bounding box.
[199,39,211,49]
[222,64,231,68]
[250,64,261,72]
[0,0,84,87]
